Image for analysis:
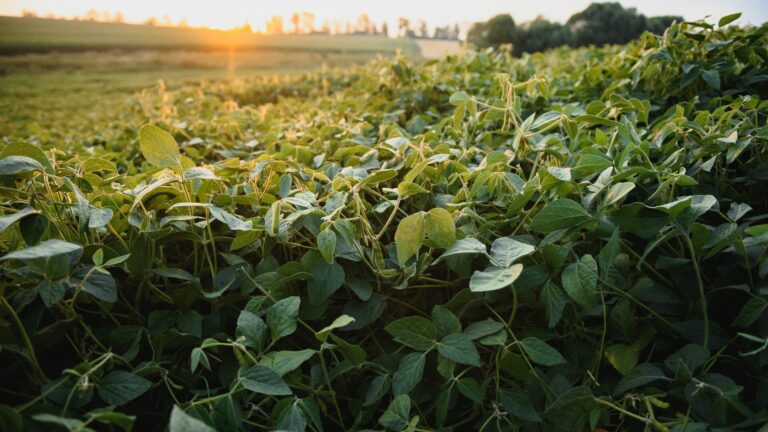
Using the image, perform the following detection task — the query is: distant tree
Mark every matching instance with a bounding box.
[357,14,372,34]
[290,13,300,34]
[21,10,38,18]
[469,3,683,54]
[266,16,283,34]
[517,17,572,53]
[418,21,429,39]
[451,24,460,40]
[84,9,99,21]
[433,25,447,39]
[301,12,315,34]
[112,12,125,23]
[143,17,158,26]
[320,20,331,34]
[381,22,389,37]
[647,15,681,34]
[567,2,647,46]
[398,18,411,38]
[468,14,517,48]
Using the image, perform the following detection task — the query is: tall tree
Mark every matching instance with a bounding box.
[567,2,647,46]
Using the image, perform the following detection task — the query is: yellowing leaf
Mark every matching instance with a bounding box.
[426,208,456,249]
[139,124,181,168]
[395,212,425,266]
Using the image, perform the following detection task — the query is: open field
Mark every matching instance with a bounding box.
[0,16,420,54]
[0,14,767,432]
[0,49,393,141]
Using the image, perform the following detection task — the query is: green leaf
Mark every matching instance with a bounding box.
[0,155,44,175]
[732,297,768,328]
[395,212,426,266]
[545,386,594,412]
[469,264,523,292]
[604,182,635,206]
[316,315,355,341]
[88,207,114,229]
[317,228,337,264]
[277,403,306,432]
[501,388,542,422]
[433,237,487,264]
[169,406,216,432]
[0,404,23,432]
[139,124,181,168]
[437,333,480,366]
[0,142,53,174]
[39,280,65,306]
[259,349,315,376]
[426,208,456,248]
[432,305,461,338]
[457,377,483,404]
[598,229,620,277]
[360,169,398,187]
[613,363,667,395]
[183,167,219,180]
[378,395,411,431]
[267,296,300,342]
[209,206,252,231]
[75,267,118,303]
[32,414,82,430]
[364,375,391,407]
[0,208,40,234]
[463,319,504,340]
[702,69,721,90]
[520,337,566,366]
[529,199,592,232]
[561,254,598,308]
[718,12,741,27]
[489,237,534,267]
[541,281,568,328]
[397,182,429,197]
[449,91,470,105]
[392,352,426,395]
[308,261,344,303]
[385,316,437,351]
[151,267,198,283]
[190,348,210,372]
[97,371,151,406]
[240,365,292,396]
[237,310,267,349]
[1,239,82,261]
[605,344,639,375]
[547,166,571,182]
[574,154,612,176]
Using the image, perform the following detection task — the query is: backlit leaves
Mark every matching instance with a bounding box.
[395,213,426,266]
[139,124,181,168]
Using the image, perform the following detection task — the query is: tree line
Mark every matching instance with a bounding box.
[467,2,682,54]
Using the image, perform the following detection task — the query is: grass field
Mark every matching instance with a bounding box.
[0,16,420,54]
[0,49,394,143]
[0,16,440,143]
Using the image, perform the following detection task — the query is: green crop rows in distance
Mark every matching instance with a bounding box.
[1,14,767,432]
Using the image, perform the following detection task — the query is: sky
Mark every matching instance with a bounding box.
[1,0,766,31]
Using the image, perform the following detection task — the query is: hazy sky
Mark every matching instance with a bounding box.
[1,0,766,30]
